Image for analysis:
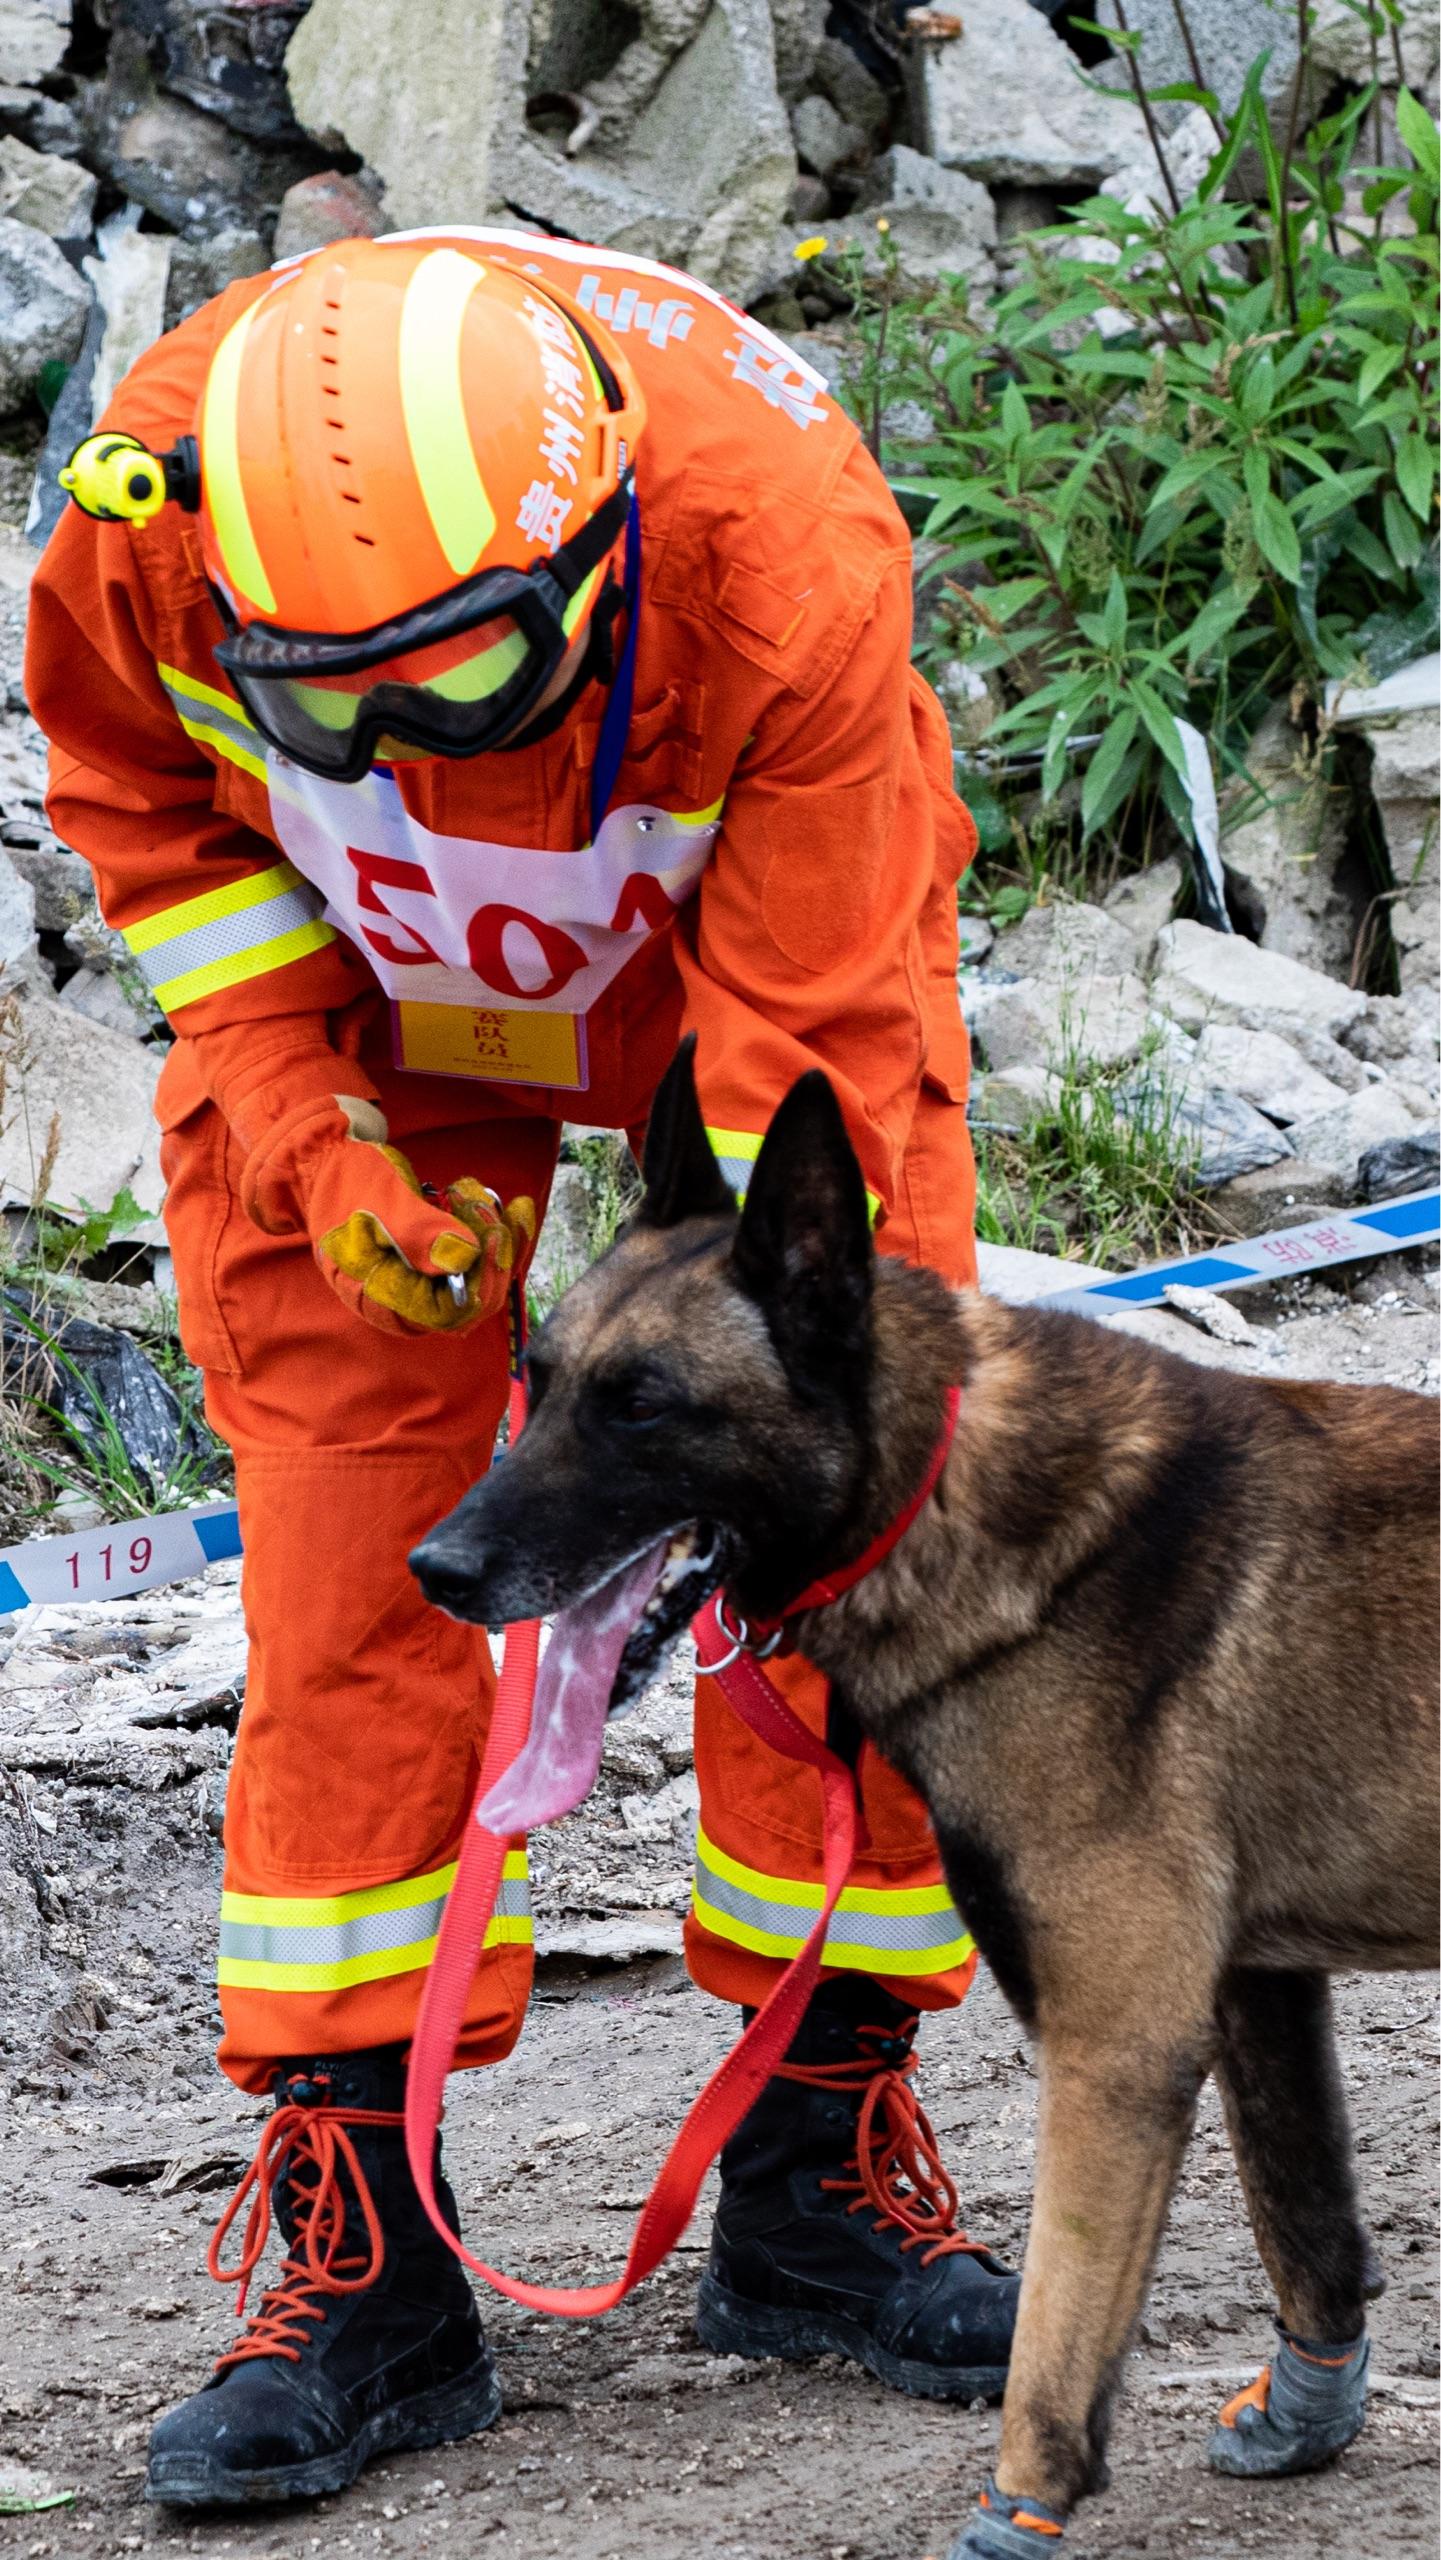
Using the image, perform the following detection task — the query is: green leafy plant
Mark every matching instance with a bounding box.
[829,25,1438,876]
[32,1184,144,1274]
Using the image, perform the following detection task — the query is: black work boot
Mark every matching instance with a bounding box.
[697,1978,1020,2400]
[146,2046,499,2507]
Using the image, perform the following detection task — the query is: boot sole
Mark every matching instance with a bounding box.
[695,2271,1009,2404]
[144,2352,502,2508]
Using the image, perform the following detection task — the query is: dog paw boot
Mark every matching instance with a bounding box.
[146,2045,500,2508]
[946,2479,1068,2556]
[1207,2322,1370,2478]
[696,1977,1019,2400]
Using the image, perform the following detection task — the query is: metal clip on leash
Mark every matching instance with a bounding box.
[696,1594,784,1677]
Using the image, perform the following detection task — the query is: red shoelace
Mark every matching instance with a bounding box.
[778,2017,989,2268]
[206,2094,398,2370]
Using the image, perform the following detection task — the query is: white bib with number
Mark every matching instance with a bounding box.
[266,761,720,1089]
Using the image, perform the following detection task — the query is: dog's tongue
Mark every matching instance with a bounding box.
[476,1538,670,1834]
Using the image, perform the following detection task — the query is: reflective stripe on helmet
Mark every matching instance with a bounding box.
[399,248,499,575]
[122,854,333,1015]
[691,1827,974,1977]
[217,1849,532,1992]
[201,300,277,616]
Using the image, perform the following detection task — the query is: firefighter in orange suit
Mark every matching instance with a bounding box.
[27,232,1018,2509]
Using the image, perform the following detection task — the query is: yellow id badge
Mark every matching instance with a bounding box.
[391,1003,587,1090]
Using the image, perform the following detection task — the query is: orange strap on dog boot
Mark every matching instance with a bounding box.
[1208,2322,1369,2477]
[945,2479,1067,2556]
[241,1095,534,1336]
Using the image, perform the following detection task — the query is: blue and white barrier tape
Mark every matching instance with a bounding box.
[0,1188,1434,1618]
[0,1496,241,1616]
[1041,1186,1438,1315]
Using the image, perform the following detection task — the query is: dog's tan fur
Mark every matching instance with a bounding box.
[417,1046,1439,2530]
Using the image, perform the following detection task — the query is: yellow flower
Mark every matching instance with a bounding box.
[876,216,891,234]
[792,235,829,262]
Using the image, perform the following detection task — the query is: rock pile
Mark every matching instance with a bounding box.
[966,881,1440,1209]
[0,2,1434,1260]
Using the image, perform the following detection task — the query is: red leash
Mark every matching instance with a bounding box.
[403,1353,961,2313]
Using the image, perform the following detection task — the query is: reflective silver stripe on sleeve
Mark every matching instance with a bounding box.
[126,878,328,995]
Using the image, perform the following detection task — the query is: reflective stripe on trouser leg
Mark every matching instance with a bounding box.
[219,1849,532,1991]
[690,1826,974,1977]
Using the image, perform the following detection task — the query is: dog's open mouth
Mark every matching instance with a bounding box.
[475,1525,720,1836]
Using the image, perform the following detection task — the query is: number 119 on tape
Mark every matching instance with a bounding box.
[0,1500,242,1615]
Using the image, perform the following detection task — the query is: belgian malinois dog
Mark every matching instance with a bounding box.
[412,1038,1439,2555]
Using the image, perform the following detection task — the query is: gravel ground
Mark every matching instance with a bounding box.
[0,1257,1437,2560]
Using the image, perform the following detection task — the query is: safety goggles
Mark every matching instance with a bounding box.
[211,475,632,783]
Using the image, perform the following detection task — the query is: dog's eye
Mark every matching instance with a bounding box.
[614,1388,665,1428]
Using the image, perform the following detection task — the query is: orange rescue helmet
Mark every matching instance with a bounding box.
[198,235,644,636]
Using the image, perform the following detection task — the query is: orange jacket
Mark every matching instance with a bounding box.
[26,232,974,1215]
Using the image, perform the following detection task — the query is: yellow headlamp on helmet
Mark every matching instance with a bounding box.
[59,431,200,526]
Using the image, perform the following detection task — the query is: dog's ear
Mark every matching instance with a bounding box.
[730,1070,873,1390]
[639,1034,737,1228]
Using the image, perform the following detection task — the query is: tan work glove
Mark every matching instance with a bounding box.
[241,1093,535,1336]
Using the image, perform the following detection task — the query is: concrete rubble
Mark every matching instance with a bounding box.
[1219,702,1365,983]
[909,0,1149,186]
[0,211,87,414]
[0,0,1430,1919]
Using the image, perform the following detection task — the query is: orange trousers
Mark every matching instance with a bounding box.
[160,1070,979,2095]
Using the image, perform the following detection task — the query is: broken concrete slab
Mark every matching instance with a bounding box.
[272,166,384,260]
[791,91,864,180]
[0,992,163,1221]
[1285,1081,1430,1191]
[1102,856,1183,964]
[536,1912,683,1964]
[1312,0,1440,90]
[812,33,891,145]
[288,0,796,306]
[0,0,69,87]
[1162,1283,1259,1347]
[0,132,95,245]
[0,840,36,986]
[909,0,1149,186]
[1092,0,1302,114]
[1151,918,1367,1041]
[163,221,266,328]
[97,80,313,237]
[1166,1081,1295,1187]
[974,970,1152,1072]
[1220,704,1363,982]
[127,1615,247,1729]
[57,963,154,1039]
[991,897,1138,984]
[845,142,996,287]
[1191,1023,1351,1127]
[1327,656,1439,994]
[84,211,172,424]
[0,211,88,417]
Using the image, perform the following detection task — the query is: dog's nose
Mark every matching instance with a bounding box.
[409,1537,480,1615]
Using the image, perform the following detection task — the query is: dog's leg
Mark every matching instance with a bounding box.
[957,2011,1210,2552]
[1206,1967,1374,2480]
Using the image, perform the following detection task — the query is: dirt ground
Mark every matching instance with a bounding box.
[1,1267,1438,2560]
